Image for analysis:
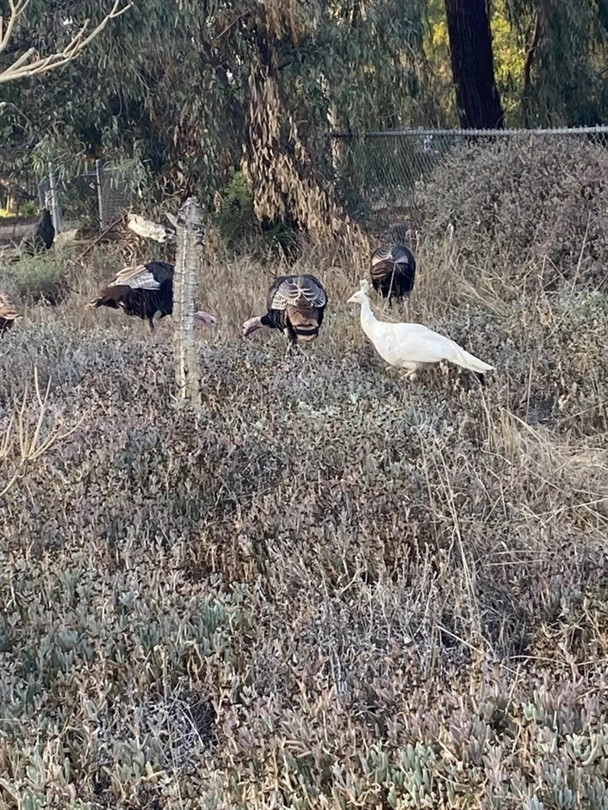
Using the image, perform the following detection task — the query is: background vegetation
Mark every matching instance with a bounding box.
[1,139,607,807]
[2,2,608,806]
[2,0,608,232]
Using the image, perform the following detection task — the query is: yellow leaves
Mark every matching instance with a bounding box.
[491,6,526,87]
[431,19,449,48]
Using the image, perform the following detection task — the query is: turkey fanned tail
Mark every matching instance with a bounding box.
[0,292,21,333]
[258,274,328,343]
[370,244,416,303]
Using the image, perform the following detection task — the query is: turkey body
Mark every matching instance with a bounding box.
[243,274,328,343]
[87,261,217,333]
[21,208,55,255]
[370,244,416,307]
[0,292,21,334]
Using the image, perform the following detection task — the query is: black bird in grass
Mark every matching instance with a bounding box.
[21,208,55,255]
[242,274,328,344]
[370,243,416,319]
[86,261,217,335]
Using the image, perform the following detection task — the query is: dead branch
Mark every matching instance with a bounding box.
[127,212,176,244]
[0,0,132,85]
[71,213,127,264]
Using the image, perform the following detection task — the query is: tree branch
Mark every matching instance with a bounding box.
[523,13,542,97]
[522,12,542,127]
[0,0,131,84]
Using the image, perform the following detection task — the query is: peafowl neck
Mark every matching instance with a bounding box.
[359,296,379,340]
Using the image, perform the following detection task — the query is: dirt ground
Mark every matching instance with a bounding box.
[0,218,81,247]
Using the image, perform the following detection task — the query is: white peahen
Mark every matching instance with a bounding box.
[347,280,494,383]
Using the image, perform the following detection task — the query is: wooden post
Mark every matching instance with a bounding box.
[173,197,204,406]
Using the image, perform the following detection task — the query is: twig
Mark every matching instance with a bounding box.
[71,213,127,264]
[0,368,84,497]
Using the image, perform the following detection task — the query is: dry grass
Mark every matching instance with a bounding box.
[1,149,608,808]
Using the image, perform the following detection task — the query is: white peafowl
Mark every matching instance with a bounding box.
[347,280,493,383]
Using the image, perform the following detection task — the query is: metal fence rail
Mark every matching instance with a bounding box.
[328,125,608,232]
[35,161,133,235]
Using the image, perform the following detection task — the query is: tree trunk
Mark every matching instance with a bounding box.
[444,0,504,129]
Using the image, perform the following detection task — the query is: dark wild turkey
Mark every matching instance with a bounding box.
[21,208,55,255]
[86,261,217,334]
[0,292,21,334]
[242,274,327,344]
[370,243,416,319]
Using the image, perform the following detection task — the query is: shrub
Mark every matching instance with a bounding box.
[213,169,299,256]
[213,169,258,247]
[1,247,70,305]
[419,135,608,290]
[18,200,40,218]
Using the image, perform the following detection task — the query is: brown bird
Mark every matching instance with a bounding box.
[86,261,217,335]
[0,292,21,334]
[242,274,327,344]
[370,244,416,319]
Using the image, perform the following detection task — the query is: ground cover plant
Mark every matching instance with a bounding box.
[0,143,607,809]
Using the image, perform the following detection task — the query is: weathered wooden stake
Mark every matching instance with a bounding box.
[173,197,204,406]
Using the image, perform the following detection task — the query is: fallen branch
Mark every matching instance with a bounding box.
[127,212,176,244]
[71,213,127,264]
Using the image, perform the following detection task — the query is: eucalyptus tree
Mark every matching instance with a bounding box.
[443,0,504,128]
[1,0,428,242]
[506,0,608,126]
[0,0,130,83]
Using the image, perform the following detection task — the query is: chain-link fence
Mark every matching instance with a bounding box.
[329,126,608,233]
[34,160,133,236]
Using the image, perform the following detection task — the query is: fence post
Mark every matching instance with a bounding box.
[37,180,46,210]
[47,163,62,233]
[95,159,106,231]
[173,197,204,406]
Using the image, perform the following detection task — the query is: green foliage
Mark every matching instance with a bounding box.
[17,200,40,217]
[1,0,429,212]
[506,0,608,126]
[259,220,299,257]
[212,170,299,256]
[213,170,257,247]
[1,249,69,306]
